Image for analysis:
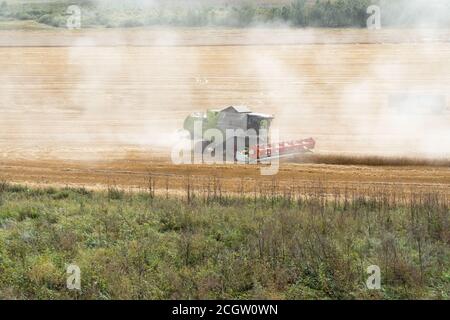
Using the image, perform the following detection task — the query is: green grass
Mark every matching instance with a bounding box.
[0,181,448,299]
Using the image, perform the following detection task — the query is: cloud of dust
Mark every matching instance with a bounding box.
[1,0,449,161]
[64,30,197,160]
[380,0,450,29]
[240,1,450,158]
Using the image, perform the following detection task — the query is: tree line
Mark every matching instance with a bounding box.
[0,0,448,29]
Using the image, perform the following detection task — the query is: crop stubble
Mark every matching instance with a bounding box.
[0,28,449,194]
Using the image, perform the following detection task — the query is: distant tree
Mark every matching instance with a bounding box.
[0,1,7,16]
[290,0,307,26]
[235,5,256,27]
[353,0,373,27]
[281,6,290,22]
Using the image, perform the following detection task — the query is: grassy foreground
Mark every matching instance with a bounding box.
[0,181,448,300]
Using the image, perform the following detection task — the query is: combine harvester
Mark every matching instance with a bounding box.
[182,106,315,163]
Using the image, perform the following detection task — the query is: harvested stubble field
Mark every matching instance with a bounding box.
[0,28,450,196]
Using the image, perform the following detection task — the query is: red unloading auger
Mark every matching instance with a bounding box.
[244,137,316,162]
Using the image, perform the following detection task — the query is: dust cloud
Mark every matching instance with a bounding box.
[0,0,449,161]
[241,1,450,158]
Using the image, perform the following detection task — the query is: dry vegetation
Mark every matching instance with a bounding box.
[0,179,448,299]
[295,154,450,167]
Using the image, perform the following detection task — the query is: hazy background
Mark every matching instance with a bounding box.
[1,0,450,29]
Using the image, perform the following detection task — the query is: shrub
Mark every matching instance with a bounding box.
[0,181,447,299]
[107,186,124,200]
[119,18,144,28]
[0,1,7,16]
[37,13,65,27]
[13,11,32,21]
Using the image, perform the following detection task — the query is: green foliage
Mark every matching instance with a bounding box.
[107,186,124,200]
[307,0,372,27]
[290,0,307,26]
[0,183,448,299]
[0,1,8,16]
[5,0,450,29]
[232,5,256,27]
[37,13,65,27]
